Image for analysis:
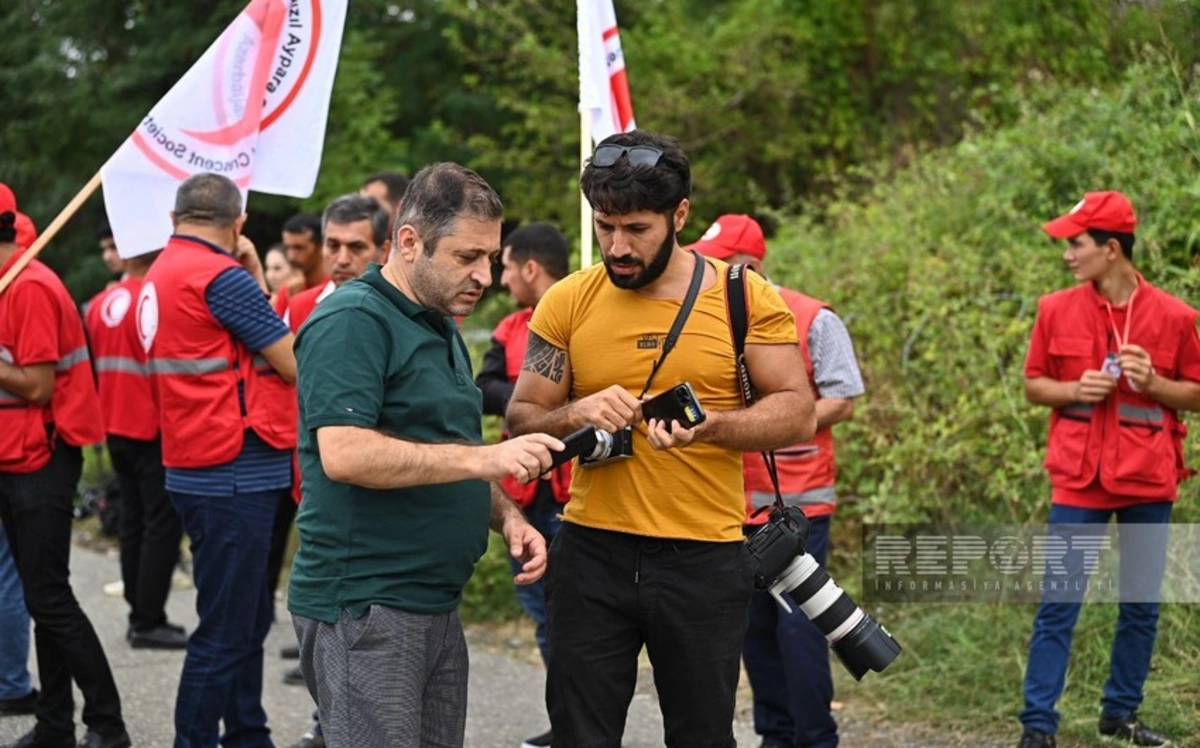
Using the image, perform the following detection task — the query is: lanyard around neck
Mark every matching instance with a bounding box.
[1104,283,1137,350]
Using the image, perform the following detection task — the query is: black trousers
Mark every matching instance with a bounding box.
[107,435,182,632]
[545,522,753,748]
[0,441,125,740]
[266,488,297,603]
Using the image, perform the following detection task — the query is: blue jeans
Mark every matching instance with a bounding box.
[0,524,32,700]
[508,494,563,666]
[170,489,281,748]
[1020,501,1172,735]
[743,515,837,748]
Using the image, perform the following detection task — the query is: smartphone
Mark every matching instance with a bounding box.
[642,382,707,432]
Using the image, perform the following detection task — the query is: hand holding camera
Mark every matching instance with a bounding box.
[482,433,565,484]
[572,385,642,433]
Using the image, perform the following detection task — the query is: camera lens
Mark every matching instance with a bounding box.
[590,430,613,461]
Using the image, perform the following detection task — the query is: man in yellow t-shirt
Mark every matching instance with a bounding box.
[508,130,816,748]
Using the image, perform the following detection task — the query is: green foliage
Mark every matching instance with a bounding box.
[772,48,1200,526]
[800,50,1200,738]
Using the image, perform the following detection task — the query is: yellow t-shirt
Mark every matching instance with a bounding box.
[528,258,797,541]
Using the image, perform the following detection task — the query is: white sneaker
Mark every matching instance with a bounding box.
[102,580,124,597]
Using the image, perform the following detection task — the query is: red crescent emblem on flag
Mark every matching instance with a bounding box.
[129,0,325,182]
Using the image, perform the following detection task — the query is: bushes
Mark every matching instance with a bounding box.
[773,50,1200,739]
[771,50,1200,526]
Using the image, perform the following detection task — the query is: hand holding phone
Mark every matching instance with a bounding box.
[642,382,706,433]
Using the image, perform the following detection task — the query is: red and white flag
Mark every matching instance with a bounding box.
[578,0,636,143]
[101,0,347,258]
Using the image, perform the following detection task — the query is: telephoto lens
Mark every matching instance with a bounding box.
[746,506,902,680]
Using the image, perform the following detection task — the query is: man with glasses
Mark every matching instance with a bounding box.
[507,131,816,747]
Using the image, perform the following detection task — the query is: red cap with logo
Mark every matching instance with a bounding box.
[689,214,767,261]
[1042,191,1137,239]
[0,182,39,249]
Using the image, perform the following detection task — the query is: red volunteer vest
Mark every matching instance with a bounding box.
[744,287,838,525]
[1037,278,1195,500]
[85,277,159,440]
[494,308,572,508]
[0,253,104,472]
[141,236,296,468]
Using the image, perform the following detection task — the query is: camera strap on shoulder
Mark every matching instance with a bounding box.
[725,263,785,517]
[639,250,707,398]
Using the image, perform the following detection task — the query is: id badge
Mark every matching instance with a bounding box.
[1102,352,1123,380]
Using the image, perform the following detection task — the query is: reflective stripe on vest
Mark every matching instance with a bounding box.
[749,485,837,511]
[0,388,25,406]
[1118,404,1164,423]
[1059,402,1094,421]
[147,357,230,375]
[94,356,148,376]
[55,346,90,371]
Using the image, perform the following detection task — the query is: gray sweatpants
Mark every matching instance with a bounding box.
[293,605,469,748]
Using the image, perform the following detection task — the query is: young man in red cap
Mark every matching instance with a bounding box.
[0,183,131,748]
[692,214,864,748]
[1017,191,1200,748]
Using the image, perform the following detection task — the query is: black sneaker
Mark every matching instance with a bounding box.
[1017,729,1056,748]
[0,688,37,716]
[1098,713,1174,746]
[129,624,188,650]
[283,665,306,686]
[280,644,301,660]
[521,729,553,748]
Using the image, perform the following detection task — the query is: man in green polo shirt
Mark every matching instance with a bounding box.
[288,162,563,748]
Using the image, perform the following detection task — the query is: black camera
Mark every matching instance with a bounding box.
[746,506,903,681]
[548,425,634,471]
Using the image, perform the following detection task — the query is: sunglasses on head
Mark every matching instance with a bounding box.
[591,145,664,168]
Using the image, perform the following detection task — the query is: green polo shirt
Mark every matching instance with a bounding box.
[287,264,490,622]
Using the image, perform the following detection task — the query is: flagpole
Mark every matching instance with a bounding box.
[0,171,102,297]
[579,112,593,269]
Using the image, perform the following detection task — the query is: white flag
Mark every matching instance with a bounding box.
[101,0,347,258]
[578,0,636,144]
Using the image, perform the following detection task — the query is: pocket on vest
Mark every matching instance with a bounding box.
[1045,417,1089,480]
[1113,419,1172,486]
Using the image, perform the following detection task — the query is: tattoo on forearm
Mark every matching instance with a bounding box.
[523,332,566,384]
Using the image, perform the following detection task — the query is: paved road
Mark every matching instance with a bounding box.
[0,543,759,747]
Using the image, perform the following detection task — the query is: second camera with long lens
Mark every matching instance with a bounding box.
[747,505,903,680]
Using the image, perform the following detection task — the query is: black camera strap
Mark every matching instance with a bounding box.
[725,264,785,516]
[638,250,707,398]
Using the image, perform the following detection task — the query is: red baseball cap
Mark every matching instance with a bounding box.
[1043,191,1137,239]
[689,214,767,260]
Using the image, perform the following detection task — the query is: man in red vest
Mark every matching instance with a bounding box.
[1017,192,1200,748]
[85,249,187,651]
[475,222,572,748]
[139,172,297,748]
[0,183,131,748]
[693,214,864,748]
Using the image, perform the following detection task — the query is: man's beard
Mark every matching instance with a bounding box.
[603,221,675,290]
